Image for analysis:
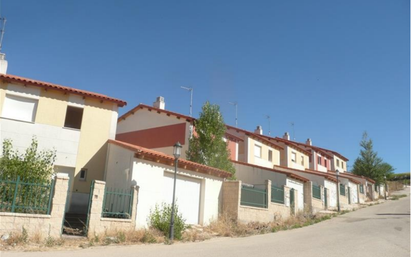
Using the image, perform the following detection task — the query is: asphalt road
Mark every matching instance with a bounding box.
[2,188,410,257]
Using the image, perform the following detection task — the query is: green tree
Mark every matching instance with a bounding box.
[352,132,394,184]
[0,137,56,182]
[186,101,236,177]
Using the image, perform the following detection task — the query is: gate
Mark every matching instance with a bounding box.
[84,180,95,236]
[348,187,351,204]
[290,188,295,214]
[324,187,328,209]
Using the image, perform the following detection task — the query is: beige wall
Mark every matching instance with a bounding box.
[0,173,69,238]
[74,98,117,194]
[246,137,280,168]
[332,156,347,172]
[35,89,68,126]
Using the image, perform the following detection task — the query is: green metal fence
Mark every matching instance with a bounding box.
[102,187,134,219]
[340,184,345,196]
[312,185,321,199]
[0,175,54,214]
[241,185,267,208]
[271,185,284,204]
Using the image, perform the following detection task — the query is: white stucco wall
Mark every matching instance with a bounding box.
[324,180,337,208]
[348,182,359,204]
[286,178,304,211]
[0,118,80,167]
[105,142,224,228]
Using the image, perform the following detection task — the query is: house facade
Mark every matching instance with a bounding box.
[104,140,231,227]
[0,73,126,213]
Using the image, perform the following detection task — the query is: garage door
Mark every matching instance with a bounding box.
[162,172,201,224]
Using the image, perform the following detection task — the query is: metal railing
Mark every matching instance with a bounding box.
[102,187,134,219]
[271,185,284,204]
[0,175,54,214]
[340,184,346,196]
[241,185,267,208]
[312,185,321,199]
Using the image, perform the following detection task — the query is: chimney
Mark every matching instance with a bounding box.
[153,96,165,110]
[283,132,290,140]
[0,53,8,74]
[254,125,263,135]
[306,138,312,146]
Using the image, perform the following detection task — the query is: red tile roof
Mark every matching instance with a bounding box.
[273,165,338,183]
[226,125,284,151]
[1,73,127,107]
[118,104,194,123]
[233,161,309,182]
[326,170,362,184]
[225,132,244,142]
[291,142,334,159]
[109,139,232,179]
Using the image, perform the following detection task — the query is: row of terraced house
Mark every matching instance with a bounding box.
[0,67,386,238]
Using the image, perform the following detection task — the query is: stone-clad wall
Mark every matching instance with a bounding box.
[0,173,69,238]
[87,180,139,238]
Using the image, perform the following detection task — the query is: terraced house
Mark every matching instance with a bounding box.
[0,72,126,213]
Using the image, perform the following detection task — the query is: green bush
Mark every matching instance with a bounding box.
[149,203,188,240]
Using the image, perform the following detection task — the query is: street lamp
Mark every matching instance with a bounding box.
[169,142,182,241]
[384,175,387,200]
[336,169,341,212]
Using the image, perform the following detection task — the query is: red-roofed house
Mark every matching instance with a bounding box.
[0,73,126,213]
[104,140,231,227]
[116,98,240,161]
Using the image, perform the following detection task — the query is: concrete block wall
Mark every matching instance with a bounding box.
[0,173,69,238]
[87,180,139,238]
[303,181,313,212]
[222,180,242,220]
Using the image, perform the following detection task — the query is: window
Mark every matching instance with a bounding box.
[336,159,339,167]
[268,150,273,162]
[79,168,87,181]
[2,94,38,122]
[301,156,304,165]
[291,152,296,163]
[64,106,84,129]
[324,159,327,167]
[341,161,344,169]
[318,156,321,165]
[254,145,262,158]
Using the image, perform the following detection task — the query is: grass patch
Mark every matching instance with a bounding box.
[390,194,407,200]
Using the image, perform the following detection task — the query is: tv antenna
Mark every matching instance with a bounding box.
[0,17,6,52]
[180,87,193,117]
[290,122,295,140]
[266,115,271,136]
[229,101,238,127]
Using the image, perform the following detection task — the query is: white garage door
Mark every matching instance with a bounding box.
[162,172,201,224]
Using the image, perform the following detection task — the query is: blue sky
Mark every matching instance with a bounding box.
[3,1,410,173]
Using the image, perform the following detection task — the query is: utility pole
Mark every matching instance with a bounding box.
[229,101,238,127]
[181,87,193,117]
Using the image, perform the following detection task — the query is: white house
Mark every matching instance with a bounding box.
[104,140,232,227]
